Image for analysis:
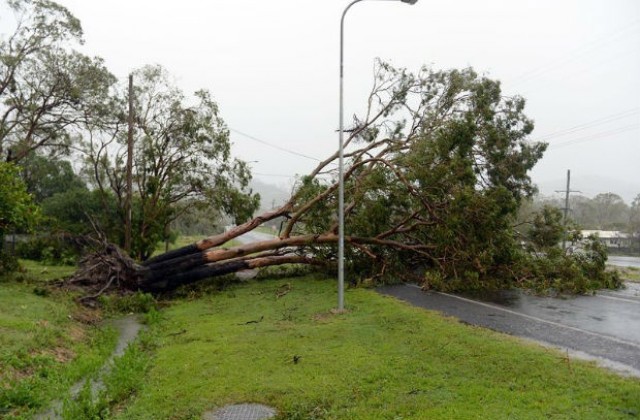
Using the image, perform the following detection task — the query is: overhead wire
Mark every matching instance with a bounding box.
[547,124,639,150]
[229,127,322,162]
[252,172,298,179]
[534,108,640,142]
[505,19,640,89]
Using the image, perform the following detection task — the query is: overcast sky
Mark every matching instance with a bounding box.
[4,0,640,202]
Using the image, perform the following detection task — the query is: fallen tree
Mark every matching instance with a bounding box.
[70,60,550,295]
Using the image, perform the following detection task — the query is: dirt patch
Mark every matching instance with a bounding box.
[67,325,86,342]
[50,347,75,363]
[0,366,35,383]
[311,312,332,323]
[71,308,103,325]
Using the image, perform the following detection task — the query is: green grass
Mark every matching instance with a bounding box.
[18,259,76,281]
[618,266,640,283]
[116,276,640,419]
[61,317,157,419]
[0,261,117,418]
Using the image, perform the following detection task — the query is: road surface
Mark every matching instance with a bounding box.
[608,255,640,268]
[233,230,278,280]
[378,284,640,377]
[235,230,277,245]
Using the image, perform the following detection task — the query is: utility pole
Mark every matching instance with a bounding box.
[555,169,581,250]
[125,74,134,254]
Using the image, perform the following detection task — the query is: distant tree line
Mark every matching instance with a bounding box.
[520,192,640,235]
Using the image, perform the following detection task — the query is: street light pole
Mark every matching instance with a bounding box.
[338,0,418,311]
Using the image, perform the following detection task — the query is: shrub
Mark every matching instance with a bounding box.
[15,235,81,265]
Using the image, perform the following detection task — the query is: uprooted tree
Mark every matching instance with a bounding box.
[71,60,552,295]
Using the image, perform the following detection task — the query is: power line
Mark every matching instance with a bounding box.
[548,124,639,150]
[506,19,640,88]
[534,108,640,142]
[253,172,297,179]
[229,127,322,162]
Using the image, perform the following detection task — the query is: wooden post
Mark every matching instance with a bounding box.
[125,74,134,254]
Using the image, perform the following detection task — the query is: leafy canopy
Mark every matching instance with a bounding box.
[84,65,259,260]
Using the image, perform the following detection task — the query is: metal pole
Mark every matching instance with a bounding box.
[338,0,416,311]
[339,0,363,311]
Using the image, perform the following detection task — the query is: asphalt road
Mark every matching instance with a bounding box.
[608,255,640,268]
[235,230,277,245]
[378,284,640,376]
[233,230,278,280]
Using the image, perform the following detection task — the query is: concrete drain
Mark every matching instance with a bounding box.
[203,403,276,420]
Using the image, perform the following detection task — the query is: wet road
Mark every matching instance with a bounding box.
[236,230,277,245]
[234,231,278,280]
[378,284,640,376]
[608,255,640,268]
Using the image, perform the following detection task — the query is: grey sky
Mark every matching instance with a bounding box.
[4,0,640,201]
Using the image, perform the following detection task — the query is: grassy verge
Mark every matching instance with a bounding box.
[617,266,640,283]
[0,260,117,418]
[117,276,639,419]
[61,313,158,419]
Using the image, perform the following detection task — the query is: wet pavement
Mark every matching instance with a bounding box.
[236,230,277,244]
[234,231,278,280]
[608,255,640,268]
[378,284,640,377]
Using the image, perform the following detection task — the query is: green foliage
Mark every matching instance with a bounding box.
[528,206,565,250]
[0,268,117,418]
[61,380,110,420]
[62,322,155,420]
[62,340,150,420]
[15,235,80,265]
[98,292,157,315]
[84,65,259,260]
[288,63,547,289]
[41,188,119,236]
[0,162,39,234]
[18,154,87,203]
[0,0,116,163]
[101,341,149,403]
[590,193,629,230]
[0,162,40,273]
[516,236,621,294]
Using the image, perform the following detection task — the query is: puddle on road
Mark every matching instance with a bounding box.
[459,289,521,306]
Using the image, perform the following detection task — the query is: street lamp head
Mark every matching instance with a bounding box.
[401,0,418,4]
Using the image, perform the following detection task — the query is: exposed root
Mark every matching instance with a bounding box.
[67,242,148,302]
